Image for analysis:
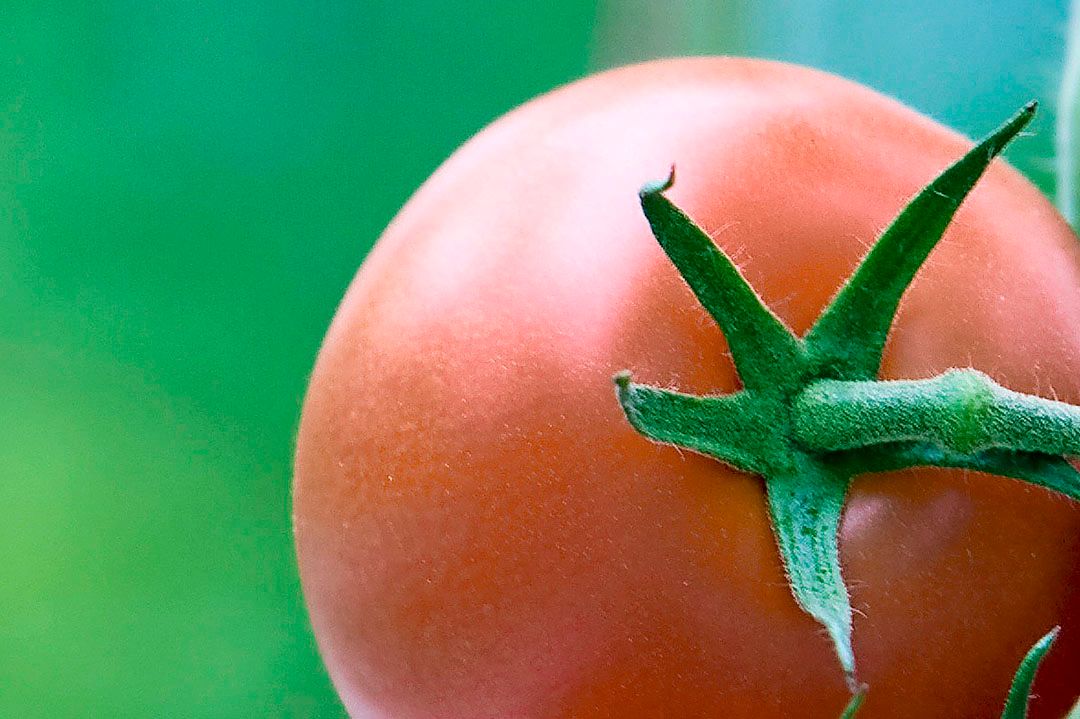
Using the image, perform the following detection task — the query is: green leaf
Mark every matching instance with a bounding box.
[1001,627,1059,719]
[805,103,1036,380]
[639,169,804,392]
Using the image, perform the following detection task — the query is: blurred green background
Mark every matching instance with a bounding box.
[0,1,1071,716]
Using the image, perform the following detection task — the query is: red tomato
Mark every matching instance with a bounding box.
[293,58,1080,718]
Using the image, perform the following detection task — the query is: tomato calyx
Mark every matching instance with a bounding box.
[615,101,1080,692]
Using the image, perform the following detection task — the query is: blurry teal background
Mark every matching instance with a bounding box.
[0,1,1069,716]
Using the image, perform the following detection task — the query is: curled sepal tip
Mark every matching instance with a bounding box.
[638,164,676,197]
[636,166,803,392]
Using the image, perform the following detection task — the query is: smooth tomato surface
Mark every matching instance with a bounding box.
[294,58,1080,718]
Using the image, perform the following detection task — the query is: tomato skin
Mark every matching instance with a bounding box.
[294,58,1080,718]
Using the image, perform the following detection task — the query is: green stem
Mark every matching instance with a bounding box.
[795,369,1080,457]
[1058,0,1080,225]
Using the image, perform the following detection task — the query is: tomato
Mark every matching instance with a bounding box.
[293,58,1080,718]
